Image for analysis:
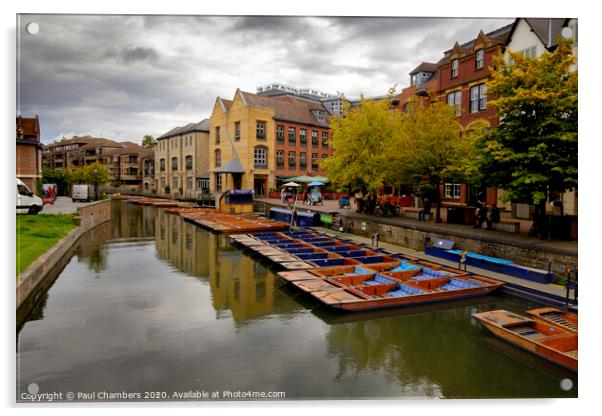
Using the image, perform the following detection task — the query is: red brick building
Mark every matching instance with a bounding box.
[16,115,43,192]
[397,24,513,209]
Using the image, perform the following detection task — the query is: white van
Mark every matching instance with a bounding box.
[72,184,93,202]
[16,178,43,215]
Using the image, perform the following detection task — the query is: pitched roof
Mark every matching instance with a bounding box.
[410,62,438,75]
[215,156,245,173]
[103,142,153,157]
[157,118,210,140]
[439,23,513,64]
[16,115,40,141]
[239,91,330,128]
[522,18,570,50]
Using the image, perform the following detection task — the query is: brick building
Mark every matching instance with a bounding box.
[209,89,332,196]
[155,119,211,199]
[43,135,153,190]
[16,115,43,192]
[397,24,513,208]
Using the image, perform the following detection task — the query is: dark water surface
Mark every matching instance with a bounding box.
[16,201,577,401]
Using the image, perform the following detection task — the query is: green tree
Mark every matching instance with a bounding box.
[394,99,477,223]
[141,134,157,149]
[321,92,403,213]
[73,161,109,200]
[42,168,73,196]
[477,39,577,237]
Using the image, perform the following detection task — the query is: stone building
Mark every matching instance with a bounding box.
[155,119,210,199]
[16,115,43,192]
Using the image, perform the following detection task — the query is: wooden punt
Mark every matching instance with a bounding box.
[472,310,577,372]
[278,263,502,312]
[526,307,578,333]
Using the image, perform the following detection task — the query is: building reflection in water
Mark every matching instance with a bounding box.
[153,206,297,324]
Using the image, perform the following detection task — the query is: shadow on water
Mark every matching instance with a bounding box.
[16,201,578,400]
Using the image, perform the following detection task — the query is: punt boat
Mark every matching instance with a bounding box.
[526,307,578,333]
[278,263,502,312]
[472,310,577,372]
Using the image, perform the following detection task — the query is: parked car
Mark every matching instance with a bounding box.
[16,178,43,215]
[72,184,93,202]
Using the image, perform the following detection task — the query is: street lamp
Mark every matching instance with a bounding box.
[93,167,99,201]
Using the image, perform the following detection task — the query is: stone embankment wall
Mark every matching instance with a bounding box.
[17,200,111,310]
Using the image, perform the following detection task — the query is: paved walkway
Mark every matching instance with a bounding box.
[41,196,93,215]
[312,226,572,304]
[256,198,577,254]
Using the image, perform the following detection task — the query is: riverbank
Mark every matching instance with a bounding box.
[255,198,577,276]
[16,214,77,277]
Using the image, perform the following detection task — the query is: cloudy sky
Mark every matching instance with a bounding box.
[17,15,513,144]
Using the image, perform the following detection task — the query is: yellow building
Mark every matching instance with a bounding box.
[155,119,210,199]
[209,89,332,196]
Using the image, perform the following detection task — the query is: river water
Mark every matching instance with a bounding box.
[16,201,577,401]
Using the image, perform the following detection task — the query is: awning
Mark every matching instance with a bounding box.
[289,175,329,184]
[215,157,245,173]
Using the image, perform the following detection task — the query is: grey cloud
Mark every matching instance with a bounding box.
[121,46,160,64]
[17,14,515,143]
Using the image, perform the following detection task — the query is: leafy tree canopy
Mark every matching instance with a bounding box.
[141,134,157,149]
[477,39,577,206]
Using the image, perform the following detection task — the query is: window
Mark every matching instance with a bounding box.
[215,173,222,191]
[447,91,462,116]
[470,83,487,113]
[256,121,266,139]
[173,176,178,190]
[475,49,484,69]
[276,125,284,142]
[254,146,267,168]
[215,126,221,144]
[311,130,318,146]
[311,153,319,168]
[321,154,327,161]
[444,183,461,199]
[276,150,284,167]
[520,45,537,59]
[321,132,328,147]
[299,152,306,167]
[186,177,193,190]
[451,59,459,77]
[171,157,178,171]
[215,149,221,167]
[159,158,165,171]
[410,74,417,86]
[161,177,166,189]
[288,151,296,168]
[300,129,307,145]
[185,155,193,170]
[234,121,241,140]
[288,127,296,143]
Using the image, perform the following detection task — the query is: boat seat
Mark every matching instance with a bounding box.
[388,284,425,297]
[440,278,480,291]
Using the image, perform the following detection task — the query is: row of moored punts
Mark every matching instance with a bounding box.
[229,230,503,312]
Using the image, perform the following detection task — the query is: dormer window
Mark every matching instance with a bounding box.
[451,59,459,78]
[312,110,326,122]
[476,49,484,70]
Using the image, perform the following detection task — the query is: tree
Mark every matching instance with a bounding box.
[477,39,577,238]
[41,168,73,196]
[73,161,109,200]
[321,92,403,213]
[393,99,477,223]
[141,134,157,149]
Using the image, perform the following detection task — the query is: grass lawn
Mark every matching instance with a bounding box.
[16,214,77,279]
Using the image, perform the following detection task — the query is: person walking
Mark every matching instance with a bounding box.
[487,204,501,230]
[280,187,286,203]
